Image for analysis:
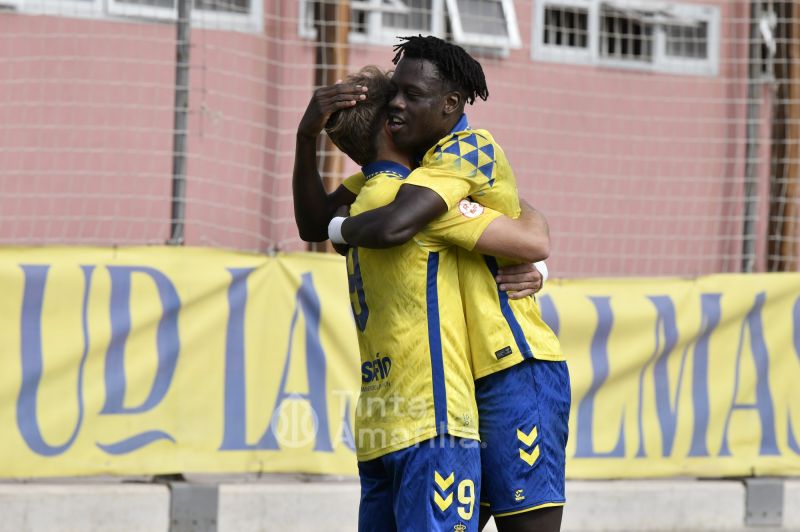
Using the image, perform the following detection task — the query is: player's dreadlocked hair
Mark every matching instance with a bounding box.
[391,35,488,105]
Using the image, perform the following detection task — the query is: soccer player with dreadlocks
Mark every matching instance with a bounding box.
[328,36,570,532]
[294,64,552,532]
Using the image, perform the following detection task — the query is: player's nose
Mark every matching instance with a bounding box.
[388,91,405,111]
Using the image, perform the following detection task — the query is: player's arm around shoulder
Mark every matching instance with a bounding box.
[339,184,448,248]
[335,154,491,248]
[473,199,550,263]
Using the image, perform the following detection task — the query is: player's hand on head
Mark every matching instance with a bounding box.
[297,82,369,139]
[496,262,543,299]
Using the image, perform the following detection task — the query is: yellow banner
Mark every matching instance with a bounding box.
[542,275,800,478]
[0,247,798,478]
[0,248,360,477]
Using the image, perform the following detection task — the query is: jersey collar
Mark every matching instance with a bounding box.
[362,160,411,181]
[449,113,470,134]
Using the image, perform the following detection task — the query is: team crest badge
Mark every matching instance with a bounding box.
[458,199,484,218]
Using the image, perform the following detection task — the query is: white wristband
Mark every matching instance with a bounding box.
[534,261,549,283]
[328,216,348,245]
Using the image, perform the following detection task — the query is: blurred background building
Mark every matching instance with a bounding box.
[2,0,798,277]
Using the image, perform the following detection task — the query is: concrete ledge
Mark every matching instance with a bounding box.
[785,480,800,529]
[218,482,360,532]
[563,480,745,531]
[0,484,170,532]
[0,479,796,531]
[213,479,783,532]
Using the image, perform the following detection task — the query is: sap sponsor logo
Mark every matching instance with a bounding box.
[361,355,392,384]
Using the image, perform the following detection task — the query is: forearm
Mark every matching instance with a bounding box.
[340,207,415,248]
[473,200,550,262]
[338,185,448,248]
[292,82,367,242]
[519,199,550,257]
[293,134,333,242]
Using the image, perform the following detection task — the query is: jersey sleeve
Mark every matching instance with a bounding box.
[342,172,366,195]
[420,200,503,251]
[405,131,499,210]
[404,167,472,211]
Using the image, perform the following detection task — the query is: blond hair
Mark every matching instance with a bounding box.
[325,66,393,166]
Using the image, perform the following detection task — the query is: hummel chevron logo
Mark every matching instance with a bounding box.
[433,471,455,512]
[434,490,454,511]
[519,445,540,466]
[517,426,538,447]
[435,471,455,490]
[517,426,540,466]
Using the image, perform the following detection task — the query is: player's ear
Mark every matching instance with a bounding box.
[442,90,462,116]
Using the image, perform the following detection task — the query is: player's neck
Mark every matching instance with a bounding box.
[374,146,411,169]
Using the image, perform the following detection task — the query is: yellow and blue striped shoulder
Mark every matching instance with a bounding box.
[430,129,497,186]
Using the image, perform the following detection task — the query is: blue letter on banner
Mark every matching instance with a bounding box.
[539,294,559,336]
[636,296,688,458]
[719,292,779,457]
[220,267,256,450]
[788,296,800,455]
[220,270,332,452]
[17,265,92,456]
[574,297,625,458]
[261,272,332,451]
[688,294,721,457]
[97,266,179,454]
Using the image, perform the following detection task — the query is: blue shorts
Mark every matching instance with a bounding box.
[357,435,482,532]
[475,358,570,517]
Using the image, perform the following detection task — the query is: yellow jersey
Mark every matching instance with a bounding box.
[402,114,565,379]
[343,160,502,461]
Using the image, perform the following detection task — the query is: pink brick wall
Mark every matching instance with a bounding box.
[0,14,174,244]
[0,0,776,276]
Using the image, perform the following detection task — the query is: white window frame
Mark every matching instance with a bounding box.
[656,3,719,76]
[595,2,660,71]
[108,0,263,33]
[107,0,175,21]
[532,0,719,77]
[10,0,105,19]
[533,0,595,65]
[445,0,521,49]
[299,0,521,51]
[298,0,317,40]
[10,0,262,34]
[299,0,445,46]
[193,0,263,33]
[353,0,446,45]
